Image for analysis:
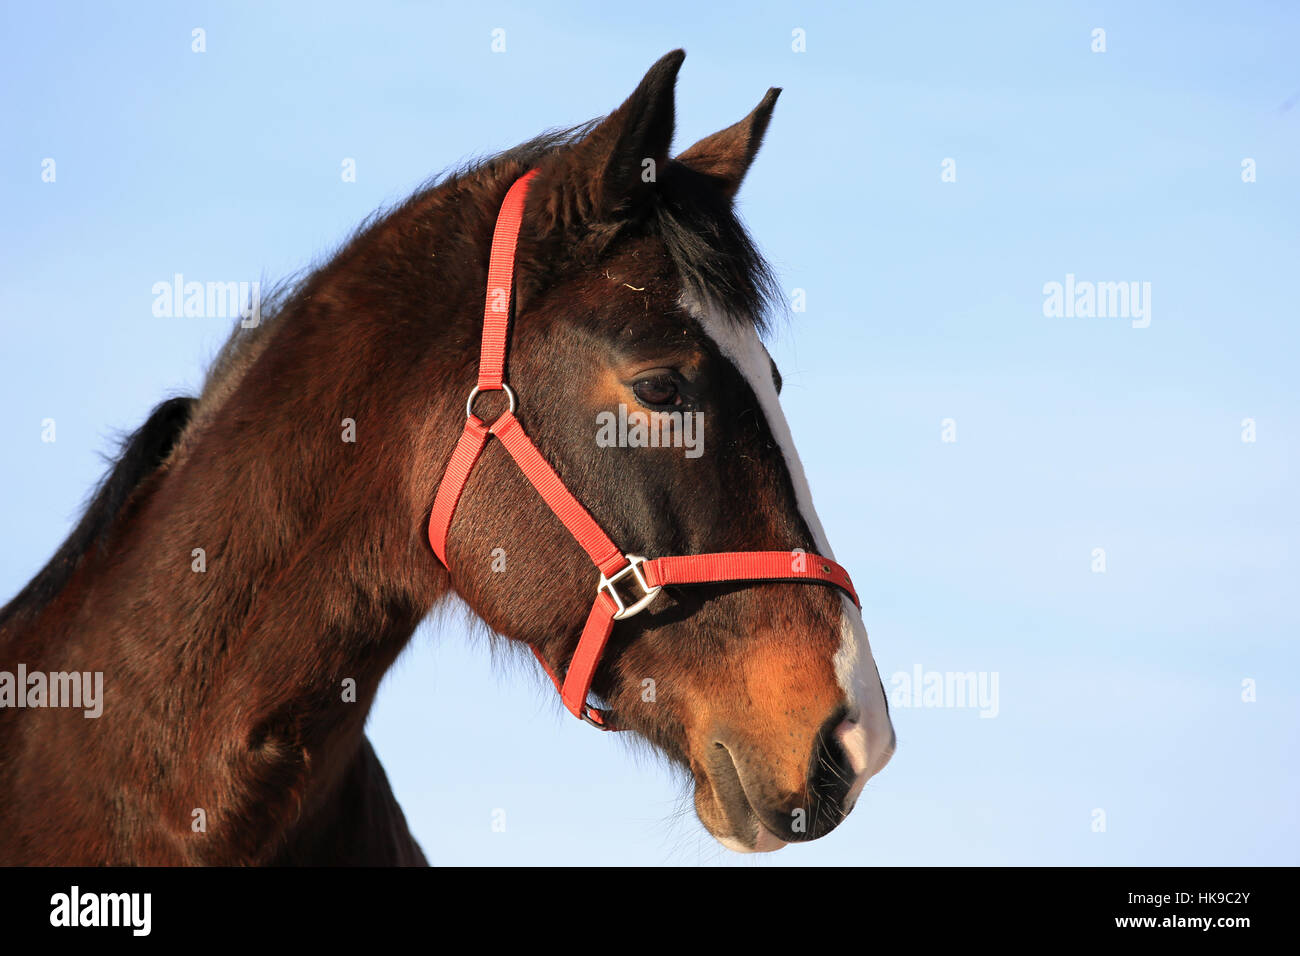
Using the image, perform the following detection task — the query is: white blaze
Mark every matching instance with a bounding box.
[686,295,895,791]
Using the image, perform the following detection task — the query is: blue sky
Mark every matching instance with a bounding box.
[2,1,1296,865]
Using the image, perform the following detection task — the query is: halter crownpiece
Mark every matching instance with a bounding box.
[428,169,860,730]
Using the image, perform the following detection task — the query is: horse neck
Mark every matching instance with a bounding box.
[0,195,492,859]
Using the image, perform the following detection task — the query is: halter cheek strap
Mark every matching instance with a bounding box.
[428,170,859,731]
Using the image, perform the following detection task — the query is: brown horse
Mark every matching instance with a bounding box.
[0,50,893,865]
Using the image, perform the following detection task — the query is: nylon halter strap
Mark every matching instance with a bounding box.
[428,169,861,731]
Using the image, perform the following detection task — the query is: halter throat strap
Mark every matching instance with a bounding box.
[428,169,859,730]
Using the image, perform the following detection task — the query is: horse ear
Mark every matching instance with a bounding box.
[675,88,780,199]
[552,49,684,221]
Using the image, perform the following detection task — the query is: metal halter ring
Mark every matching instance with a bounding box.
[598,554,663,621]
[465,383,517,421]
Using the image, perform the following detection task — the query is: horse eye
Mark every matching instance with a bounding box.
[632,375,679,408]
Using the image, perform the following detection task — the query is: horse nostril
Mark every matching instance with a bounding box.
[807,710,856,819]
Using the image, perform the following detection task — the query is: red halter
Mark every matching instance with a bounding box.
[428,169,860,730]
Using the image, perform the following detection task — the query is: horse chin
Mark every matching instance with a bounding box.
[716,828,789,854]
[693,745,791,854]
[696,792,790,854]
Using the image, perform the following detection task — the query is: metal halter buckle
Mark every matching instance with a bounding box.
[598,554,662,621]
[465,383,517,421]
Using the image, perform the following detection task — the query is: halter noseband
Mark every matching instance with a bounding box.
[428,169,860,730]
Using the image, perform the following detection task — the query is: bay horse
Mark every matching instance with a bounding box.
[0,50,894,864]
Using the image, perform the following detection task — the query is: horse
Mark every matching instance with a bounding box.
[0,49,894,864]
